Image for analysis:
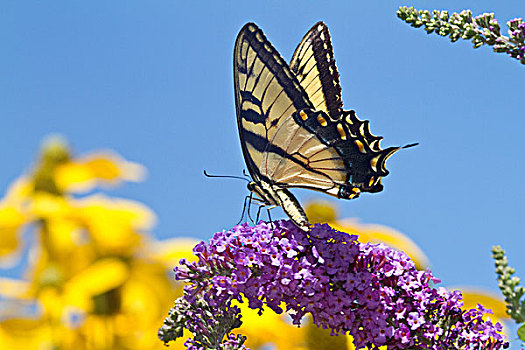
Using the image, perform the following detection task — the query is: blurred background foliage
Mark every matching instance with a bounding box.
[0,138,508,349]
[0,137,192,349]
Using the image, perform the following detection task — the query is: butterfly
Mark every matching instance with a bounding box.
[234,22,415,232]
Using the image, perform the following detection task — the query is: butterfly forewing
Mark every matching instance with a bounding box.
[290,22,343,119]
[234,23,313,181]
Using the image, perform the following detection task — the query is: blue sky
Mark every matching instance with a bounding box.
[1,0,524,340]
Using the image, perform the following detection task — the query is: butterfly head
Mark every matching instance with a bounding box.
[247,180,261,196]
[247,180,278,207]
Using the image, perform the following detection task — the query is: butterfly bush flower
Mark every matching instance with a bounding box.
[162,221,508,349]
[493,246,525,345]
[158,295,248,349]
[397,7,525,64]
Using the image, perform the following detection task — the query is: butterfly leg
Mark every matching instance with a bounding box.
[267,207,275,229]
[255,204,264,225]
[255,203,274,224]
[247,192,257,224]
[237,194,252,225]
[247,195,265,222]
[255,205,276,229]
[246,194,264,224]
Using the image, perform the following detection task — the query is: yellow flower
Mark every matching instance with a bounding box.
[0,139,186,349]
[450,286,509,336]
[0,278,31,299]
[305,201,429,269]
[61,258,130,311]
[73,195,156,256]
[0,318,53,350]
[150,237,200,268]
[0,203,25,260]
[54,152,146,193]
[1,248,187,349]
[114,259,181,349]
[0,137,147,262]
[457,287,508,319]
[0,178,32,260]
[235,301,306,349]
[330,219,429,270]
[2,177,33,205]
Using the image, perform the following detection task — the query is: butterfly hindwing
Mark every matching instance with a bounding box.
[290,21,343,119]
[263,108,399,197]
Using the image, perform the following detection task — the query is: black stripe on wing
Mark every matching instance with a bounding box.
[243,127,334,185]
[290,22,343,119]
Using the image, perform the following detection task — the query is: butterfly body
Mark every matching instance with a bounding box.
[234,22,409,232]
[247,179,309,232]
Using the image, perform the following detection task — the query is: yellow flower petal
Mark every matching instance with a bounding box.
[150,237,201,267]
[38,287,66,320]
[305,200,338,223]
[234,300,305,349]
[31,193,71,219]
[2,177,32,203]
[117,278,170,347]
[305,201,428,269]
[45,218,86,253]
[55,152,146,193]
[74,195,156,254]
[0,278,30,299]
[64,258,130,310]
[331,219,429,269]
[0,318,53,349]
[304,317,347,350]
[54,162,94,193]
[75,195,156,230]
[450,286,508,320]
[0,204,26,258]
[449,286,509,341]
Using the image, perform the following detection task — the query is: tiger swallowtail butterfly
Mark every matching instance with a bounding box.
[234,22,415,232]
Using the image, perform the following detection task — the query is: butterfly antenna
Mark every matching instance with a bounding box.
[400,142,419,149]
[242,169,251,179]
[203,170,250,183]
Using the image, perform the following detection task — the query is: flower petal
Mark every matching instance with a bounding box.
[55,152,146,193]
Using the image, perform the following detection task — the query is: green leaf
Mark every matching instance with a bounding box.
[517,323,525,341]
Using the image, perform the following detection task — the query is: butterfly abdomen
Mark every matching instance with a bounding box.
[274,187,310,232]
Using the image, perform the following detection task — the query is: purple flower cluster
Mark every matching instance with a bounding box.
[175,221,508,349]
[185,334,248,350]
[508,18,525,60]
[158,295,248,349]
[397,7,525,65]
